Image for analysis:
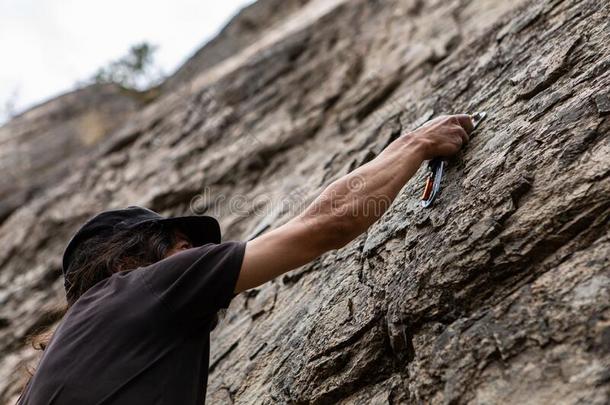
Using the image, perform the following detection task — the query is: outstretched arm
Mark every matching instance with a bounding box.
[235,115,474,293]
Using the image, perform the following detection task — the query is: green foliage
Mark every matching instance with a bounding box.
[91,42,164,91]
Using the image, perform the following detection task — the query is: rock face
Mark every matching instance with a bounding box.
[166,0,311,91]
[0,84,142,223]
[1,0,609,403]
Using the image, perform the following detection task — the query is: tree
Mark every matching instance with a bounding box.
[91,42,164,91]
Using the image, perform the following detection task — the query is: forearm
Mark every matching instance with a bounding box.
[297,134,426,251]
[237,115,472,293]
[237,134,425,292]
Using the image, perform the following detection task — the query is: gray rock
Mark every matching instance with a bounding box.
[595,94,610,116]
[1,0,609,403]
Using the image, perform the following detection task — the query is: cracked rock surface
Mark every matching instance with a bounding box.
[1,0,609,403]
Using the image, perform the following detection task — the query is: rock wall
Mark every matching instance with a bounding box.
[0,0,608,403]
[165,0,311,91]
[0,84,142,223]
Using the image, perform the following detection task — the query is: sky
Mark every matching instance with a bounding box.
[0,0,255,119]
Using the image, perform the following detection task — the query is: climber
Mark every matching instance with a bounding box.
[18,114,473,404]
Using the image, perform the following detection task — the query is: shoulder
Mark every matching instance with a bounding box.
[146,241,246,272]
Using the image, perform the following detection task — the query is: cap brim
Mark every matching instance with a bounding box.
[159,215,221,247]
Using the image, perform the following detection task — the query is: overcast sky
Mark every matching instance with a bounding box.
[0,0,255,118]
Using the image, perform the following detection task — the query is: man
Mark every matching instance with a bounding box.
[18,115,473,404]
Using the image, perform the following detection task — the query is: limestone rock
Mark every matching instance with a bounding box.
[0,0,608,403]
[0,84,141,223]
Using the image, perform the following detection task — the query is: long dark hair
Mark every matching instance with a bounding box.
[29,222,177,350]
[64,222,176,306]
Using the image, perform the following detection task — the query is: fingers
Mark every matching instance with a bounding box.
[454,125,469,145]
[453,114,474,134]
[445,118,469,146]
[413,114,475,159]
[447,115,472,146]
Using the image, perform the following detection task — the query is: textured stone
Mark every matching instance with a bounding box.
[1,0,609,404]
[0,84,142,223]
[595,94,610,116]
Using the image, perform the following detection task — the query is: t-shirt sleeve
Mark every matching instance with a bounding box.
[139,241,246,322]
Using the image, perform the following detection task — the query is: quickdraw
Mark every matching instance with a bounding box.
[421,112,487,208]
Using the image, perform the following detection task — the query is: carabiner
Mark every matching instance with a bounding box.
[421,159,445,208]
[420,112,487,208]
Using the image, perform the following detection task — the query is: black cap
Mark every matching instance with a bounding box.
[62,206,220,279]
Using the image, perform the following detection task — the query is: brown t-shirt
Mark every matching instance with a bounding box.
[18,241,246,405]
